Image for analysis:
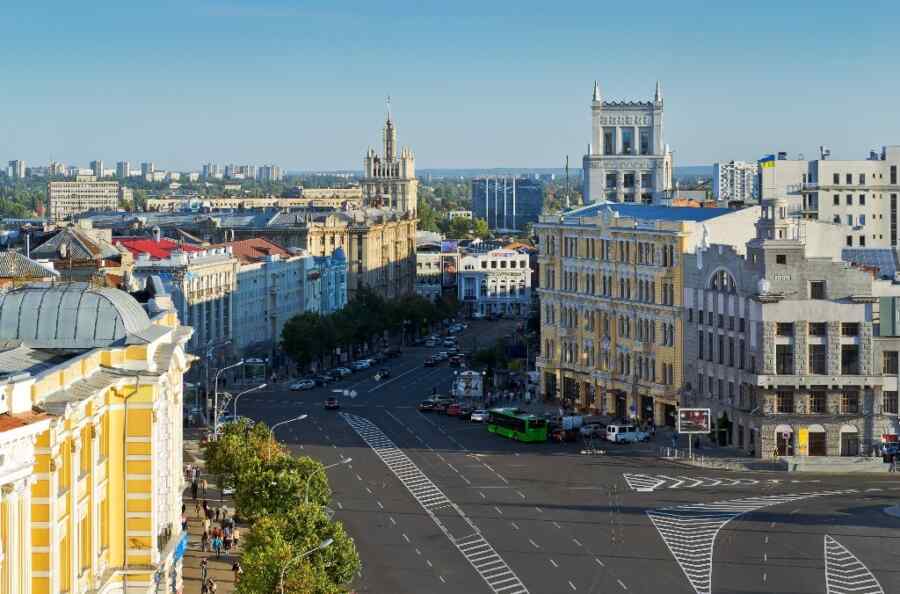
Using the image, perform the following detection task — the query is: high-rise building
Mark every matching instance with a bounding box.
[713,160,759,203]
[48,177,120,220]
[257,164,283,182]
[7,160,26,179]
[48,160,66,177]
[758,146,900,248]
[141,161,155,176]
[472,176,544,231]
[202,163,221,178]
[116,160,130,178]
[582,81,673,203]
[361,100,418,216]
[90,159,104,178]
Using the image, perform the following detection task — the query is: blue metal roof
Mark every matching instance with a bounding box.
[563,202,734,223]
[842,249,898,279]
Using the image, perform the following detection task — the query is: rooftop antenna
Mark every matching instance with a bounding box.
[564,156,570,209]
[386,95,392,122]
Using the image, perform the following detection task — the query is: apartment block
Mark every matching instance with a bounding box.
[48,177,120,221]
[713,160,759,203]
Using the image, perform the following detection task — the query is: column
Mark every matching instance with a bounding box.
[616,172,624,202]
[634,170,642,203]
[633,126,639,156]
[2,484,20,594]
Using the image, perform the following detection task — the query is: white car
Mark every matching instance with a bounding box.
[333,367,352,377]
[606,424,650,443]
[434,351,449,361]
[290,379,315,391]
[350,360,370,370]
[470,409,489,422]
[579,423,605,438]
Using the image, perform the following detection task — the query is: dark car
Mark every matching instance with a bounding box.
[417,400,436,412]
[324,397,340,410]
[424,357,435,367]
[457,405,474,420]
[313,374,334,386]
[449,355,463,367]
[384,347,402,358]
[378,367,391,379]
[433,401,449,413]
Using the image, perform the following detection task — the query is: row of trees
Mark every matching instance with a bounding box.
[281,288,461,369]
[203,420,359,593]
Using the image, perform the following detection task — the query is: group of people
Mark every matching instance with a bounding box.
[186,464,244,592]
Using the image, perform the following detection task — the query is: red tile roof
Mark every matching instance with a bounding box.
[212,238,292,265]
[113,237,202,260]
[0,410,53,432]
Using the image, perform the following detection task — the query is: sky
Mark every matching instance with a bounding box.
[3,0,900,171]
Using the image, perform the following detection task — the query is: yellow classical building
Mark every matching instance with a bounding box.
[535,203,759,426]
[0,282,193,594]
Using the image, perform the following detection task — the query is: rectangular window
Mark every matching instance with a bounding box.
[846,173,853,185]
[776,254,787,265]
[846,236,853,247]
[860,194,866,206]
[809,322,827,336]
[728,337,735,366]
[739,317,746,332]
[833,194,839,205]
[776,322,794,336]
[810,389,827,413]
[621,128,634,154]
[777,390,794,414]
[833,173,840,184]
[718,314,724,329]
[739,340,745,370]
[892,165,897,185]
[606,172,617,189]
[698,330,704,359]
[892,194,898,246]
[846,194,853,205]
[639,128,652,155]
[809,344,827,374]
[842,389,860,414]
[776,344,794,374]
[842,323,859,336]
[603,128,615,155]
[883,351,899,374]
[708,333,714,362]
[846,214,853,226]
[841,345,860,375]
[809,281,826,300]
[641,173,652,189]
[623,173,635,188]
[859,173,866,185]
[718,335,725,364]
[884,391,899,414]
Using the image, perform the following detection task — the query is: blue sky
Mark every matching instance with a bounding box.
[2,1,899,171]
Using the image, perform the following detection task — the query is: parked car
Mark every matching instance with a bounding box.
[472,312,486,320]
[446,403,462,417]
[425,339,437,347]
[606,424,650,444]
[470,409,489,422]
[324,397,340,410]
[434,351,449,361]
[333,367,352,377]
[290,379,315,391]
[551,427,578,442]
[351,360,370,370]
[433,401,449,413]
[417,400,436,412]
[443,338,456,347]
[313,374,334,386]
[424,357,435,367]
[580,423,606,438]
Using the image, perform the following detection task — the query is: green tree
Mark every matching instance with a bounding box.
[203,419,278,491]
[447,216,473,238]
[234,454,331,521]
[417,196,440,232]
[473,217,491,239]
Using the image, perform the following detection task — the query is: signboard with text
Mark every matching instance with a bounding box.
[677,408,711,434]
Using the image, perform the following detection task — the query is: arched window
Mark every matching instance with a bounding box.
[709,269,736,293]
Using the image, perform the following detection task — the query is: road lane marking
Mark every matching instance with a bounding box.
[648,490,856,594]
[367,366,422,392]
[824,534,884,594]
[568,580,577,591]
[342,413,530,594]
[390,516,396,526]
[529,539,540,549]
[552,521,561,529]
[535,506,543,513]
[480,492,486,499]
[403,533,410,542]
[549,559,558,568]
[617,579,628,590]
[493,506,503,515]
[336,501,343,510]
[516,491,526,499]
[572,538,582,547]
[594,558,604,567]
[510,522,519,531]
[377,500,384,509]
[439,576,446,584]
[427,560,432,567]
[461,476,471,485]
[415,548,421,555]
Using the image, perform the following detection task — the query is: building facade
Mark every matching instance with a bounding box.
[47,178,121,221]
[458,248,532,318]
[472,177,544,231]
[713,160,759,203]
[759,146,900,248]
[7,160,26,179]
[360,106,418,217]
[684,198,900,457]
[535,202,760,424]
[0,282,193,594]
[582,81,673,204]
[415,243,443,301]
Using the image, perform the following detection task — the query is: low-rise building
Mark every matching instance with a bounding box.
[535,202,760,422]
[32,220,133,285]
[415,242,443,301]
[458,247,532,319]
[0,250,58,287]
[683,198,900,457]
[0,281,193,594]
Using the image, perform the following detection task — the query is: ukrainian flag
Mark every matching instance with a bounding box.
[759,154,775,169]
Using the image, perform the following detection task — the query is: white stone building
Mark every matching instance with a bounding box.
[713,160,759,203]
[582,81,673,204]
[48,177,121,221]
[361,102,418,216]
[458,248,532,318]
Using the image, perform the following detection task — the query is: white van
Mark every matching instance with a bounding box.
[606,424,649,444]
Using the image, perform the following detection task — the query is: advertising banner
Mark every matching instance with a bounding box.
[677,408,711,434]
[442,255,458,288]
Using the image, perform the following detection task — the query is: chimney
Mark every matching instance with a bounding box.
[152,226,161,243]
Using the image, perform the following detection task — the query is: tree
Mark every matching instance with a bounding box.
[281,312,329,369]
[234,454,331,521]
[472,217,491,239]
[447,216,473,238]
[417,196,440,232]
[238,505,360,594]
[203,419,278,491]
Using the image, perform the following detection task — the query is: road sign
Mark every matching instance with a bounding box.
[677,408,711,434]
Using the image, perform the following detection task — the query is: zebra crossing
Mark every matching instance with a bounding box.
[342,412,529,594]
[647,490,855,594]
[824,535,884,594]
[624,473,760,492]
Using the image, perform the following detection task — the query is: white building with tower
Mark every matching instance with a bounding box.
[582,81,673,204]
[360,99,418,216]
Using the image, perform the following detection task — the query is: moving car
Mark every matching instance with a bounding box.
[470,409,489,422]
[606,424,650,444]
[580,423,606,438]
[446,403,462,417]
[417,400,436,412]
[424,357,435,367]
[425,339,437,347]
[449,355,463,367]
[333,367,352,377]
[434,351,449,361]
[378,367,391,379]
[351,360,370,370]
[324,397,340,410]
[290,379,315,391]
[313,374,334,386]
[443,338,456,347]
[456,405,473,420]
[433,401,449,413]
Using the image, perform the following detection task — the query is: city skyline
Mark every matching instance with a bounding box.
[3,1,900,170]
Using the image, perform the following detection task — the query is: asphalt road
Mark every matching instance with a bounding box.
[236,321,900,594]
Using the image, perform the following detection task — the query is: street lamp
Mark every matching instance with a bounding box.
[232,383,267,420]
[213,359,244,437]
[305,458,352,504]
[278,538,334,594]
[268,414,309,459]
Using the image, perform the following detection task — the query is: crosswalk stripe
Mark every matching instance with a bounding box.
[624,473,762,492]
[341,412,529,594]
[824,535,884,594]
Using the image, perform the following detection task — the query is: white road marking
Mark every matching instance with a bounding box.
[824,534,884,594]
[480,491,486,499]
[390,516,396,526]
[617,579,628,590]
[439,576,446,584]
[448,464,459,473]
[572,538,582,547]
[624,473,760,492]
[568,580,577,591]
[356,474,362,481]
[594,558,605,567]
[462,476,471,485]
[552,521,561,529]
[368,366,422,392]
[516,491,526,499]
[336,501,343,510]
[403,533,410,543]
[377,500,384,509]
[549,559,559,568]
[426,560,433,568]
[535,506,543,513]
[510,522,520,531]
[342,412,530,594]
[415,548,421,555]
[648,490,855,594]
[494,506,503,515]
[529,539,540,549]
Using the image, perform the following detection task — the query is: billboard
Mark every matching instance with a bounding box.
[440,240,458,254]
[442,255,458,288]
[677,408,711,434]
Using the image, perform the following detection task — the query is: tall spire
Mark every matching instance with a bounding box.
[386,95,392,123]
[592,80,601,103]
[383,97,396,161]
[655,80,662,104]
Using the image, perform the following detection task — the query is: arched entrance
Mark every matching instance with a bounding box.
[775,424,793,456]
[716,412,733,446]
[840,424,859,456]
[807,424,827,456]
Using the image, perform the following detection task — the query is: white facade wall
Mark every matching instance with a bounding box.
[458,249,532,317]
[713,161,759,202]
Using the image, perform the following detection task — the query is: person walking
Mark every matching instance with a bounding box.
[206,578,218,594]
[212,533,223,559]
[200,558,209,583]
[191,479,199,501]
[200,478,208,497]
[223,526,232,553]
[232,526,241,549]
[202,500,210,519]
[201,529,209,552]
[194,499,202,518]
[891,452,897,473]
[232,560,243,584]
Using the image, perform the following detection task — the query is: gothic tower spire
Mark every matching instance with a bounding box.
[655,80,663,104]
[592,80,601,103]
[383,95,396,161]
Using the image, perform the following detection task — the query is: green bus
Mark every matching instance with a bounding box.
[487,408,549,442]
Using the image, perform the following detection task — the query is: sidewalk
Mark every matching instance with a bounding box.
[182,427,241,594]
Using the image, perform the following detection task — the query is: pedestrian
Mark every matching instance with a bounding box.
[200,478,208,497]
[223,526,232,552]
[181,513,188,532]
[212,534,223,559]
[202,500,209,518]
[200,558,209,583]
[191,480,199,501]
[207,578,217,594]
[891,453,897,473]
[201,529,209,552]
[232,560,243,584]
[194,499,202,518]
[214,507,220,522]
[203,516,211,535]
[232,526,241,549]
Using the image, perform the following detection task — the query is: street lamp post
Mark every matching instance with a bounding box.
[232,383,267,420]
[278,538,334,594]
[268,414,309,459]
[213,359,244,437]
[304,458,352,504]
